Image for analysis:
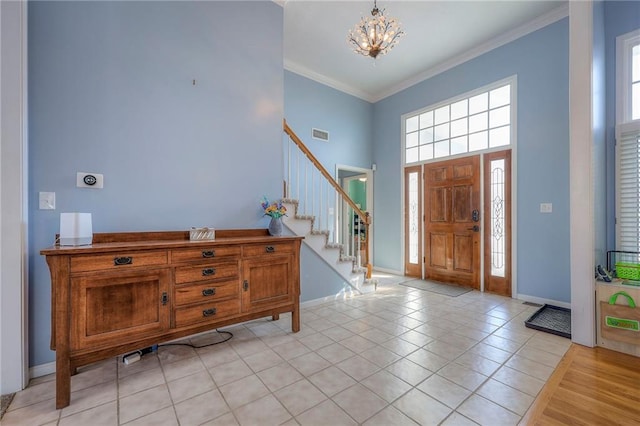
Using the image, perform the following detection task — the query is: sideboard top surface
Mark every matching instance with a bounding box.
[41,229,304,256]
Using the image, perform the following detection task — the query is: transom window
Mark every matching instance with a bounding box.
[617,28,640,123]
[404,78,514,165]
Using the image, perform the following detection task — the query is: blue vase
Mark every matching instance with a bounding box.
[268,217,283,236]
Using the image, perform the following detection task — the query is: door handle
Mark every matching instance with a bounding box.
[472,209,480,222]
[467,225,480,232]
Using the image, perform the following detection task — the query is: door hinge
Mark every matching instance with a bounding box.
[161,292,168,306]
[243,280,249,291]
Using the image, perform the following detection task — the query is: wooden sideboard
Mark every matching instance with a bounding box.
[41,229,303,409]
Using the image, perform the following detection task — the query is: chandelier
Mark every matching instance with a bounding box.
[347,0,404,59]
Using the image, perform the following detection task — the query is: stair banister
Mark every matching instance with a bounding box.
[283,120,371,226]
[283,119,371,277]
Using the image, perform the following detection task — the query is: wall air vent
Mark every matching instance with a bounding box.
[312,128,330,141]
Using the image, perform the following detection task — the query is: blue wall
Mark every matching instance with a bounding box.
[604,1,640,251]
[29,1,284,366]
[284,71,373,171]
[372,19,571,302]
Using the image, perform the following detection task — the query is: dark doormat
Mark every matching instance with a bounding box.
[399,279,472,297]
[525,304,571,339]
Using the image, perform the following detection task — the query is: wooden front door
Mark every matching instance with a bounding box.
[424,156,480,289]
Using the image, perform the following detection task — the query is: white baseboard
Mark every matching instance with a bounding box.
[516,293,571,309]
[370,266,403,276]
[300,289,362,308]
[30,361,55,379]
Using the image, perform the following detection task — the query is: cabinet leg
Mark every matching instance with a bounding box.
[292,304,300,333]
[55,357,71,409]
[272,313,280,321]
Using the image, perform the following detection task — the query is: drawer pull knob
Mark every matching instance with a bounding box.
[114,256,133,266]
[202,288,216,297]
[265,246,275,253]
[202,250,215,258]
[161,292,168,306]
[243,280,249,291]
[202,308,217,317]
[202,268,216,276]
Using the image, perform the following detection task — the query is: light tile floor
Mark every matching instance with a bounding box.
[3,274,571,425]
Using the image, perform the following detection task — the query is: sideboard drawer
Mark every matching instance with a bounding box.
[174,279,239,306]
[70,251,168,273]
[171,246,240,263]
[174,262,239,284]
[243,242,295,258]
[174,298,240,327]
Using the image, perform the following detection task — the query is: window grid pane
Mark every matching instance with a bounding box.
[451,99,468,120]
[434,106,450,125]
[434,140,450,158]
[469,93,488,115]
[420,144,434,161]
[469,112,488,133]
[420,111,434,129]
[404,83,512,164]
[632,44,640,83]
[489,126,510,148]
[450,118,468,138]
[406,131,419,148]
[420,128,434,144]
[633,82,640,120]
[406,116,419,133]
[434,123,449,141]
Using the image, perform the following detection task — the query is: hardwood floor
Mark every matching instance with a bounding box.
[522,344,640,425]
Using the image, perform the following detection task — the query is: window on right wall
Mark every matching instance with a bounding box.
[616,28,640,253]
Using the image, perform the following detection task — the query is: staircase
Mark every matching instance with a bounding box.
[281,120,374,294]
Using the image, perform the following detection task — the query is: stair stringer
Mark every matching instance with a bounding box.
[280,199,371,294]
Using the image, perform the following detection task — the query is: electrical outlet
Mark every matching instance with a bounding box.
[77,172,104,189]
[540,203,553,213]
[39,192,55,210]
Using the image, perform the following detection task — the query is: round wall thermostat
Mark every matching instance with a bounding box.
[83,174,97,186]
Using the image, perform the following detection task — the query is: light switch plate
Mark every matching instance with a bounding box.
[39,192,55,210]
[540,203,553,213]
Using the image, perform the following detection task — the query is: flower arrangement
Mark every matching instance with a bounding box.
[261,197,287,219]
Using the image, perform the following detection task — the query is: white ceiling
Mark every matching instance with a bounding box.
[283,0,568,102]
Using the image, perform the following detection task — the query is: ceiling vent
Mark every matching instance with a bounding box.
[312,128,329,141]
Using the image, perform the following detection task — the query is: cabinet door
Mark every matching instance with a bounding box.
[241,255,293,312]
[70,268,170,350]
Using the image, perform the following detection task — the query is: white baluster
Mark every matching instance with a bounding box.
[287,138,291,198]
[296,149,300,202]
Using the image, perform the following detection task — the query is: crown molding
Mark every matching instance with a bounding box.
[284,59,376,103]
[284,3,569,104]
[370,4,569,103]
